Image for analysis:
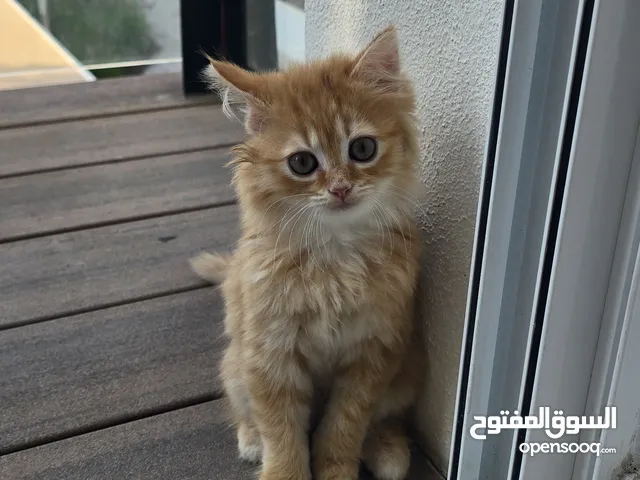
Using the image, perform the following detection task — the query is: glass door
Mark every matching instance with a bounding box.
[0,0,182,91]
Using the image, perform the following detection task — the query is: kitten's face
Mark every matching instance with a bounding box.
[207,26,419,234]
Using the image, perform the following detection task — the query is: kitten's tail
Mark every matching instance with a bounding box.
[189,252,231,284]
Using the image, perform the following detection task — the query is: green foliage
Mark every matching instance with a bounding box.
[19,0,159,65]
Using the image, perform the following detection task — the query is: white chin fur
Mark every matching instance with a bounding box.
[322,198,371,225]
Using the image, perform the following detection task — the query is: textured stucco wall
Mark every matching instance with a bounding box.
[306,0,503,473]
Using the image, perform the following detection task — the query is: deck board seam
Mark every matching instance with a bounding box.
[0,284,214,333]
[0,393,226,457]
[0,101,218,132]
[0,200,237,245]
[0,143,239,181]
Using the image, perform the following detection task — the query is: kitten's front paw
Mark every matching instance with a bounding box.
[313,459,360,480]
[237,423,262,463]
[259,465,311,480]
[313,431,359,479]
[238,437,262,463]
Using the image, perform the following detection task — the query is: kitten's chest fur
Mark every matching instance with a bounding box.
[244,237,399,368]
[246,234,380,314]
[235,225,417,368]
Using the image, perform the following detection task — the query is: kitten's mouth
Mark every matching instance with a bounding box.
[327,198,359,211]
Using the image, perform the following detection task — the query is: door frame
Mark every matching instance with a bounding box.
[450,0,640,478]
[179,0,278,94]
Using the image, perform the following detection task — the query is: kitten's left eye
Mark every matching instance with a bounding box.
[287,151,319,176]
[348,136,377,162]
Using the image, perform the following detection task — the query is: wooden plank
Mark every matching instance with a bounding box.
[0,73,214,129]
[0,290,227,454]
[0,401,255,480]
[0,105,242,177]
[0,400,441,480]
[0,148,235,242]
[0,206,239,328]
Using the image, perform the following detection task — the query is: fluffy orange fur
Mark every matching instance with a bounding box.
[191,26,425,480]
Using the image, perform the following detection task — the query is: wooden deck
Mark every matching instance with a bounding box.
[0,74,442,480]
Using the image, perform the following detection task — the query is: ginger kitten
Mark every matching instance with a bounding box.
[191,26,424,480]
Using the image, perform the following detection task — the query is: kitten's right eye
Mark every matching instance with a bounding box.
[287,152,319,176]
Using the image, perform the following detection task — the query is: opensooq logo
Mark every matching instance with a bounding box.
[469,406,617,440]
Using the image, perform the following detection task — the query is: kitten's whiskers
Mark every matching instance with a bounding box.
[374,200,411,258]
[258,194,308,233]
[272,203,312,271]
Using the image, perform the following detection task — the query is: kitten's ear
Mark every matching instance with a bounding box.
[351,25,402,89]
[202,59,269,135]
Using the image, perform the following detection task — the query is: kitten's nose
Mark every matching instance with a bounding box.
[328,185,352,202]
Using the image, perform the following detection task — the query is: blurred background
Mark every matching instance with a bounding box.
[0,0,305,91]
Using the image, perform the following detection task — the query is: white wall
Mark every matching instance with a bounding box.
[275,0,305,67]
[305,0,504,472]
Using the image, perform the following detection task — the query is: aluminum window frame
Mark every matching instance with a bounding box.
[450,0,640,478]
[449,0,590,476]
[518,1,640,477]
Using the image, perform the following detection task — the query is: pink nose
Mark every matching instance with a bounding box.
[329,186,352,202]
